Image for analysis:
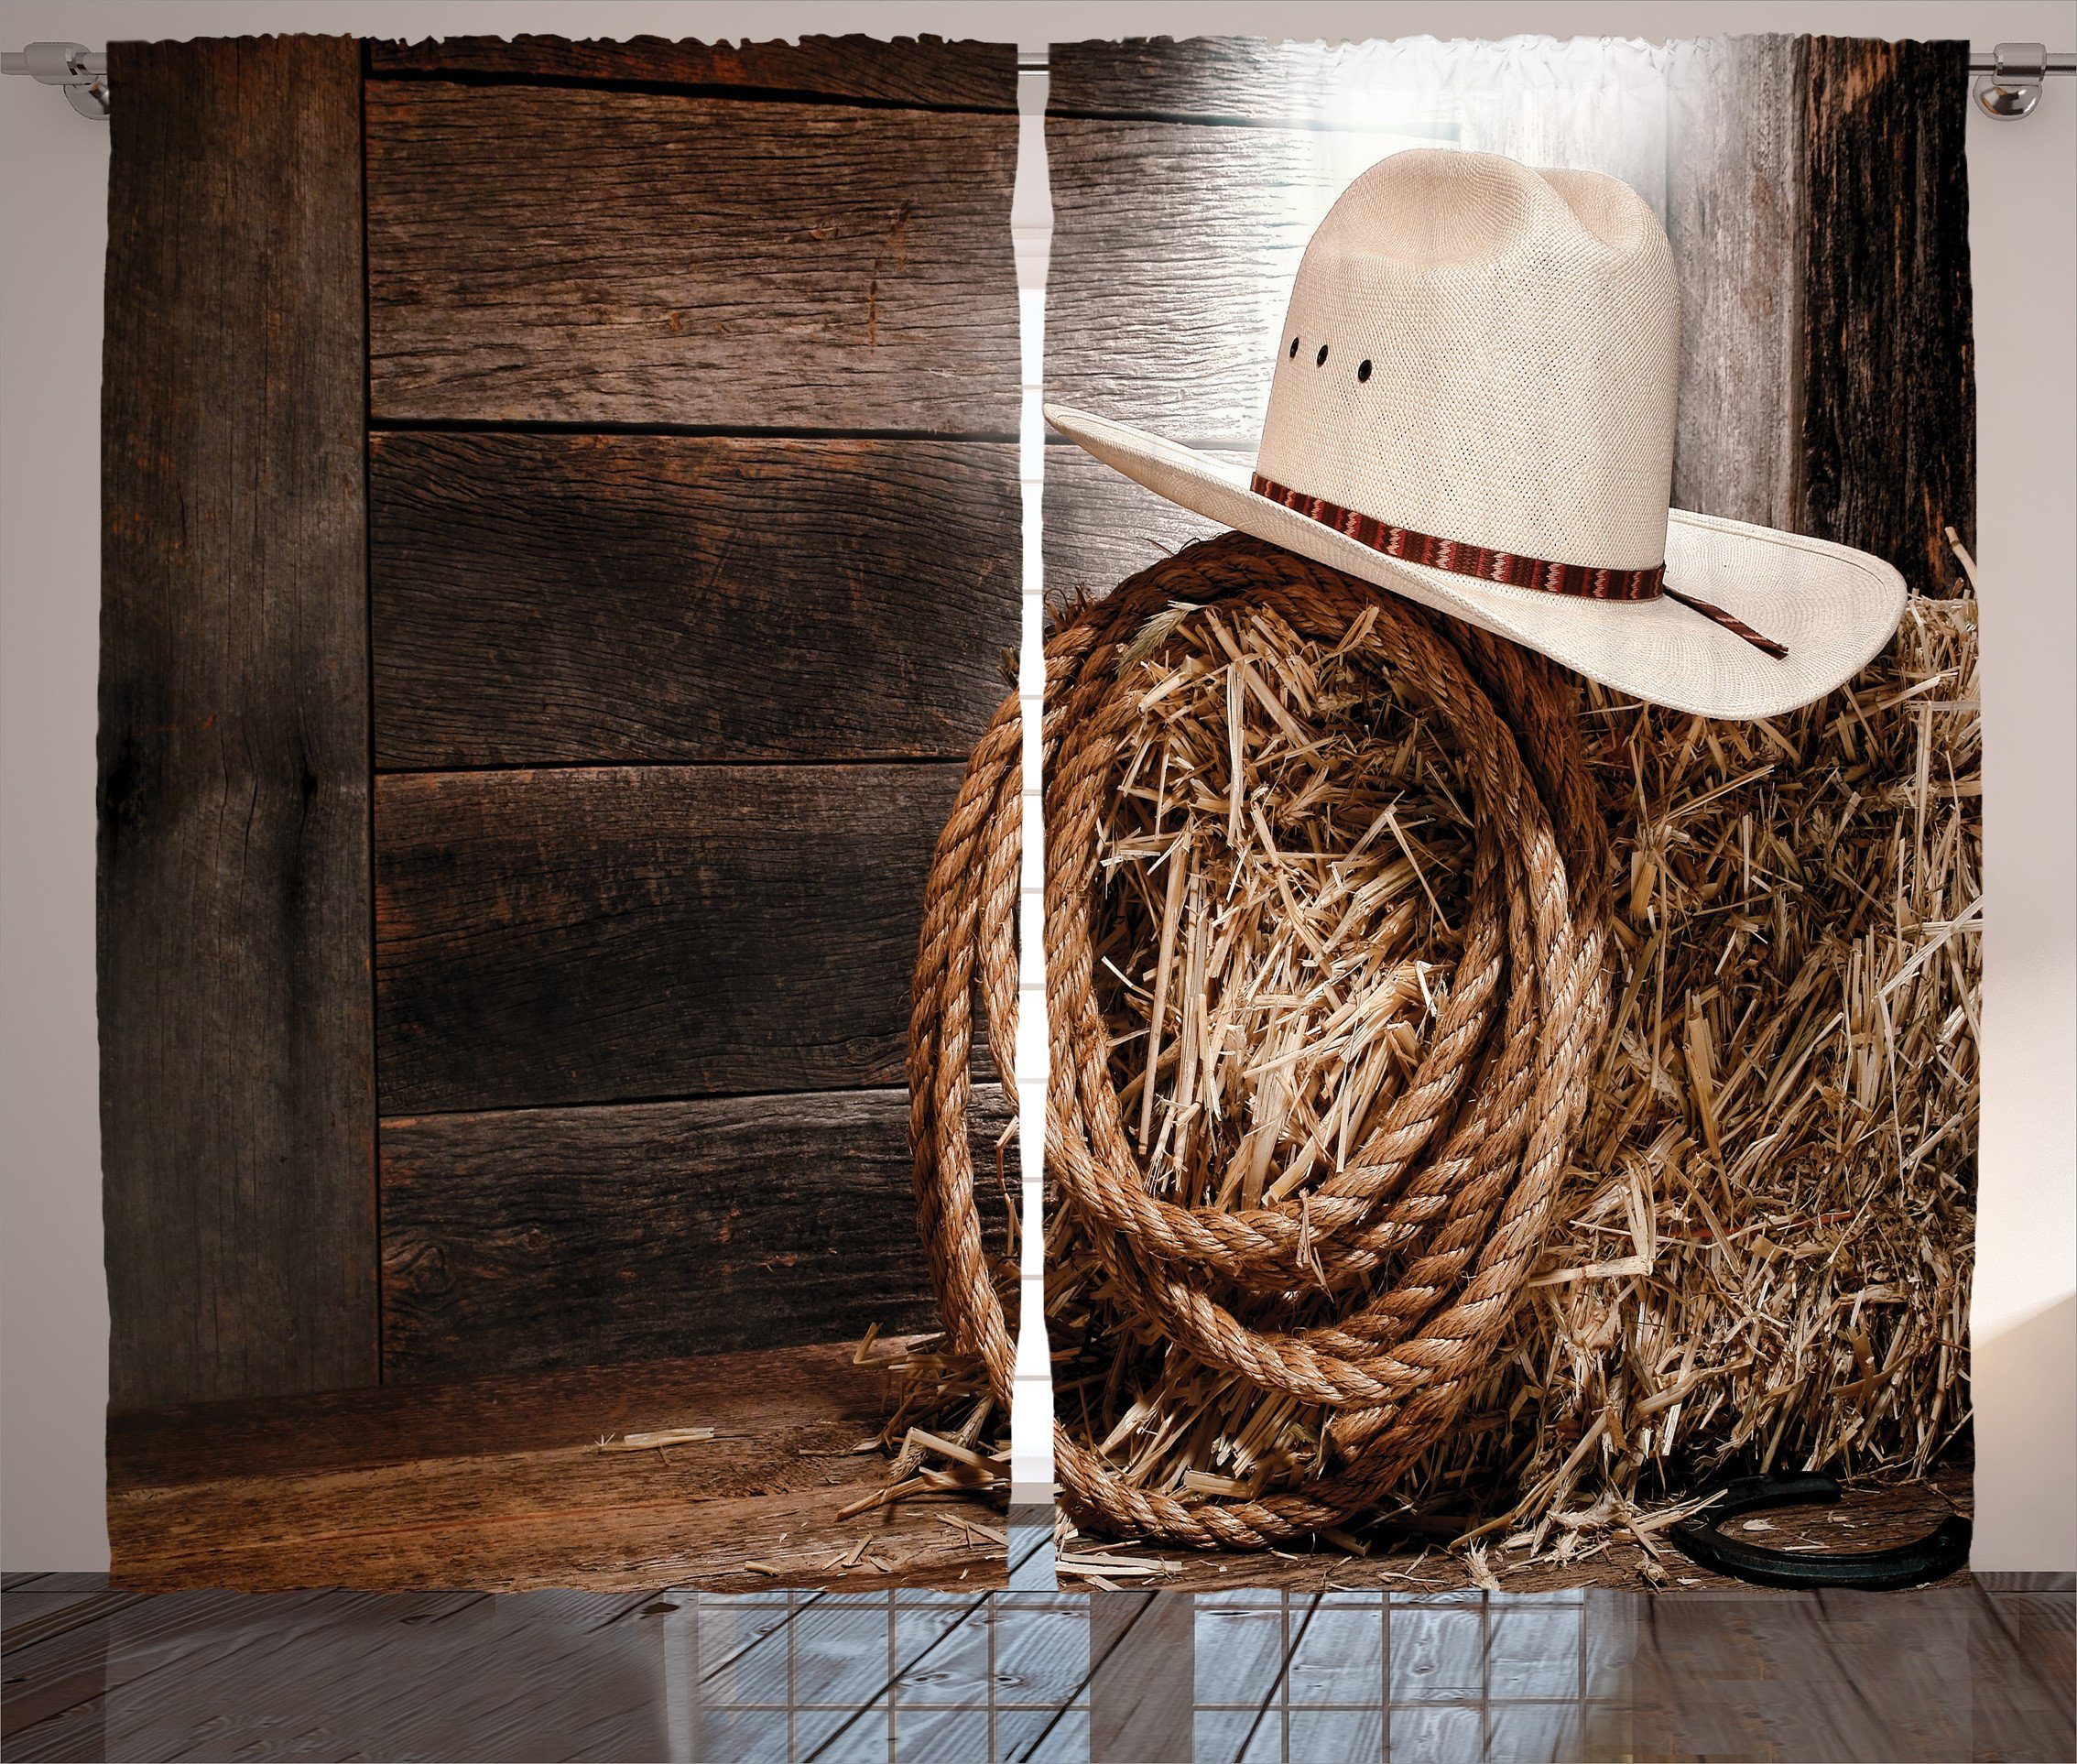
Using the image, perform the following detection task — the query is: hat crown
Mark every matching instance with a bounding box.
[1255,149,1680,572]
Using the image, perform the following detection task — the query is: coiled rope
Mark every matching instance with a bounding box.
[909,533,1613,1549]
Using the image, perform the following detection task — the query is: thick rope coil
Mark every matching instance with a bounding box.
[909,533,1613,1549]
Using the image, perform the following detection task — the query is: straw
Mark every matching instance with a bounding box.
[887,539,1977,1566]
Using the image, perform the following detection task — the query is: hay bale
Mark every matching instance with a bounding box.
[892,543,1978,1563]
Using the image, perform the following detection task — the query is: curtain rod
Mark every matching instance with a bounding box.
[7,39,2074,124]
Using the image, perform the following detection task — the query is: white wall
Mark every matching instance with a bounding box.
[4,0,2071,1573]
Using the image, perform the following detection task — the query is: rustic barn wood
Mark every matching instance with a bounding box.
[99,37,375,1411]
[379,1085,1015,1380]
[1665,34,1805,529]
[1050,36,1391,123]
[370,433,1019,768]
[375,763,974,1114]
[1043,442,1249,615]
[1801,38,1974,591]
[107,1341,1006,1592]
[367,32,1017,111]
[364,81,1019,429]
[1045,114,1332,447]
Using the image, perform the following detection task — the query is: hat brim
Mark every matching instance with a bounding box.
[1046,405,1908,721]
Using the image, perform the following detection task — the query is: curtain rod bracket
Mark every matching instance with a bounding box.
[1971,42,2075,118]
[2,43,108,118]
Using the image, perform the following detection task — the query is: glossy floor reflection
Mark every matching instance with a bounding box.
[4,1571,2069,1760]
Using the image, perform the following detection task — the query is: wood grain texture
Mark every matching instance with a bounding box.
[107,1342,1006,1592]
[1800,38,1974,590]
[375,764,973,1114]
[366,32,1017,110]
[1666,35,1805,528]
[1091,1592,1195,1762]
[99,37,375,1411]
[379,1085,1015,1381]
[1043,441,1249,614]
[1045,114,1335,447]
[370,433,1018,768]
[1049,37,1386,123]
[364,81,1018,428]
[1050,38,1668,222]
[13,1578,2069,1763]
[8,1589,656,1764]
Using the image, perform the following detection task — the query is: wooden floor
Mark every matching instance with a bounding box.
[107,1341,1006,1594]
[4,1572,2068,1760]
[81,1353,2074,1756]
[110,1340,1986,1603]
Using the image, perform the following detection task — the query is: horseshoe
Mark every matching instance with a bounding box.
[1669,1473,1971,1590]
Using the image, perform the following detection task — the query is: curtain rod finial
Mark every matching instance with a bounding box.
[2,42,108,118]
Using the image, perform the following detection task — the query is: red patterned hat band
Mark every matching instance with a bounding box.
[1249,473,1788,660]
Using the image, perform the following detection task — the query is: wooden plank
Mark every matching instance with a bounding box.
[1049,38,1381,123]
[1091,1592,1195,1762]
[1666,35,1805,528]
[99,37,375,1411]
[364,81,1018,429]
[1045,114,1344,447]
[108,1343,1006,1593]
[366,32,1017,111]
[1800,38,1974,591]
[2,1591,591,1762]
[375,763,973,1114]
[379,1085,1015,1381]
[370,433,1018,768]
[1043,441,1250,612]
[99,1592,667,1763]
[108,1339,905,1486]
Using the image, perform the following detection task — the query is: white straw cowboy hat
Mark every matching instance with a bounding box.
[1046,149,1906,719]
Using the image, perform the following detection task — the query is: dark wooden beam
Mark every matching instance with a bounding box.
[364,80,1019,429]
[379,1085,1015,1381]
[370,433,1018,768]
[107,1340,1006,1592]
[365,32,1017,111]
[99,37,375,1410]
[375,763,982,1115]
[1800,38,1974,590]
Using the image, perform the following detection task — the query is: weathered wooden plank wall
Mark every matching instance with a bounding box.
[381,1087,1016,1379]
[363,37,1020,1380]
[365,31,1017,108]
[370,434,1018,768]
[100,38,375,1410]
[1044,36,1973,610]
[375,764,972,1114]
[364,82,1019,429]
[1802,38,1974,591]
[1665,34,1806,530]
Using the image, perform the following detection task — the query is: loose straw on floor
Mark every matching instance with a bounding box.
[909,533,1615,1549]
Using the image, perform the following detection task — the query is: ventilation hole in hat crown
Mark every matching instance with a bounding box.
[1357,359,1373,383]
[1315,343,1330,366]
[1289,336,1300,359]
